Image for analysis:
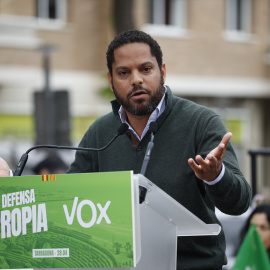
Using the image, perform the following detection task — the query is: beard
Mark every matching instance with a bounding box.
[112,75,165,116]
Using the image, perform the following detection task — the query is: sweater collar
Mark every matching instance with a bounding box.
[110,85,175,130]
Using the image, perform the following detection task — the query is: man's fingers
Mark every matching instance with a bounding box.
[214,132,232,159]
[221,132,232,148]
[188,133,232,181]
[206,154,217,166]
[189,156,209,173]
[188,158,200,171]
[214,143,225,159]
[195,155,209,168]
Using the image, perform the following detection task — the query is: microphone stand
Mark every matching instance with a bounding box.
[139,122,157,203]
[14,123,128,176]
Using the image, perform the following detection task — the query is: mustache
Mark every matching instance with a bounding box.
[127,85,151,98]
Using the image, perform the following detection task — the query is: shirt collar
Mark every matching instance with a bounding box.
[118,86,167,140]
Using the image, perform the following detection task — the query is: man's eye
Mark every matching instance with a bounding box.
[143,67,151,72]
[119,71,127,76]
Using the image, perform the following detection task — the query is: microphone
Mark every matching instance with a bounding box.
[140,122,157,176]
[14,123,129,176]
[139,122,158,203]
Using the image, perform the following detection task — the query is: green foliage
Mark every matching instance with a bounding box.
[99,74,115,100]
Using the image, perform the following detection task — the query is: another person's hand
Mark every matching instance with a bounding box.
[0,157,10,177]
[188,132,232,182]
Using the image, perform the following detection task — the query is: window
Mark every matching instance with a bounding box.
[226,0,252,32]
[36,0,67,22]
[224,0,255,43]
[150,0,186,28]
[143,0,189,38]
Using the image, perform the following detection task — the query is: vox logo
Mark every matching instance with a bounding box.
[63,197,111,228]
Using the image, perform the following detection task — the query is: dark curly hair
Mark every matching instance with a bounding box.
[106,30,163,76]
[241,205,270,237]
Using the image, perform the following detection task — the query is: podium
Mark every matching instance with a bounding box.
[0,172,220,270]
[97,174,221,270]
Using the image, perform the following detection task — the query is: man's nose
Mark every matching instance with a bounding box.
[131,71,143,86]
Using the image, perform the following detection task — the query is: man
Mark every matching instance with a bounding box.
[1,30,251,269]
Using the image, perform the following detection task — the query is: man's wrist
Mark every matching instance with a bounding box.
[203,163,225,185]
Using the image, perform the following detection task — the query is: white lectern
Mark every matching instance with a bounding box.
[1,172,221,270]
[97,174,221,270]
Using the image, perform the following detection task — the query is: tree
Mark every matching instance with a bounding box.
[113,0,135,34]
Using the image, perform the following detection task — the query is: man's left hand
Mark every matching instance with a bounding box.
[188,132,232,182]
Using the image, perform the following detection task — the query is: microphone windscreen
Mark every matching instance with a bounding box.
[149,122,158,133]
[118,123,129,135]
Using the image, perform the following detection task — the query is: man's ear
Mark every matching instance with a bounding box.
[161,63,166,82]
[107,72,113,92]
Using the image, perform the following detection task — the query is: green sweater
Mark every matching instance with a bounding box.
[67,87,251,270]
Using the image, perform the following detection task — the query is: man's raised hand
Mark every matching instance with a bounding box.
[188,132,232,182]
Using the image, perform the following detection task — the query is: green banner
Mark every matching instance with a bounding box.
[231,223,270,270]
[0,171,135,269]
